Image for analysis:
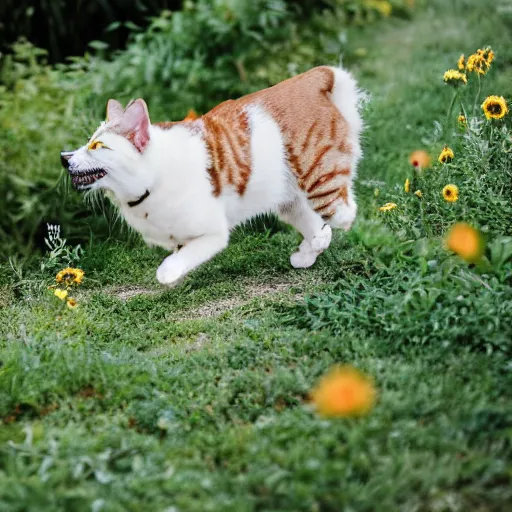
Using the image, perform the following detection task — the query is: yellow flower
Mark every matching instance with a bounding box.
[443,69,467,87]
[438,146,454,164]
[445,223,484,262]
[481,95,508,120]
[54,288,68,301]
[442,184,459,203]
[414,190,423,198]
[466,48,494,75]
[484,48,495,68]
[409,150,431,169]
[457,114,466,126]
[404,178,410,193]
[56,267,85,286]
[310,365,376,418]
[67,298,78,309]
[379,202,397,212]
[467,56,483,74]
[457,54,465,71]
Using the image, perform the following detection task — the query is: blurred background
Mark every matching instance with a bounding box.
[0,0,416,259]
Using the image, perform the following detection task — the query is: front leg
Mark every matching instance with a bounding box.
[156,232,229,286]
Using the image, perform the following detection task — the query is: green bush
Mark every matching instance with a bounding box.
[0,0,180,62]
[0,41,87,254]
[285,240,512,352]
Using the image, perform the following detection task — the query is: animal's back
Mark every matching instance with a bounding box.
[201,66,361,220]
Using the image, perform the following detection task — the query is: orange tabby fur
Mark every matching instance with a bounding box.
[155,66,353,219]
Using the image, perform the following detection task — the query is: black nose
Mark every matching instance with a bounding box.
[60,151,74,170]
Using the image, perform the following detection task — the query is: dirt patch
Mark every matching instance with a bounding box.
[108,285,159,301]
[178,281,303,320]
[107,273,316,318]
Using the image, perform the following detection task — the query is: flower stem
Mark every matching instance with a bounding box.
[473,73,482,115]
[447,91,457,119]
[445,91,458,135]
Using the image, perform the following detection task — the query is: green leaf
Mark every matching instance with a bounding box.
[88,40,109,51]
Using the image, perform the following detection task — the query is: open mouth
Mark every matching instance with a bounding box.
[69,168,107,189]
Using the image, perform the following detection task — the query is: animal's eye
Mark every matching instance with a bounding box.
[88,140,106,150]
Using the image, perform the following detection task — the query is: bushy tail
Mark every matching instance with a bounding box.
[328,66,365,176]
[325,66,365,231]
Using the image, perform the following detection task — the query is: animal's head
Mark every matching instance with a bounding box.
[61,99,153,199]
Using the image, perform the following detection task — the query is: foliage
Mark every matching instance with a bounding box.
[40,224,84,274]
[0,39,97,255]
[82,0,397,116]
[0,0,181,62]
[285,222,512,352]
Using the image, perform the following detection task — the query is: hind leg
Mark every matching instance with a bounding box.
[278,198,332,269]
[325,186,357,231]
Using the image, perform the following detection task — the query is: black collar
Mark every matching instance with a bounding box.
[128,189,150,208]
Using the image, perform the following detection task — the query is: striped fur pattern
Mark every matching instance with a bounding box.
[65,66,363,285]
[159,67,355,220]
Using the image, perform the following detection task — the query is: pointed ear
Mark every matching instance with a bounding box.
[113,99,151,152]
[106,99,124,122]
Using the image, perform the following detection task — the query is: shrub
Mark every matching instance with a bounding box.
[0,40,92,255]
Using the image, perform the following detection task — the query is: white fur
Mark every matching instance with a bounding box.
[67,66,363,285]
[321,67,363,234]
[221,105,290,226]
[328,66,364,173]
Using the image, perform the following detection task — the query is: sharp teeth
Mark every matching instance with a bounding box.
[71,169,106,188]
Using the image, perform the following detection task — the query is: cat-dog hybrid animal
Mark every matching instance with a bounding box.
[61,66,363,286]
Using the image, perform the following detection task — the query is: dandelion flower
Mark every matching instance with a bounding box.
[414,190,423,198]
[445,223,484,262]
[310,365,376,418]
[442,184,459,203]
[466,54,484,74]
[67,298,78,309]
[183,109,198,121]
[484,48,495,68]
[457,54,465,71]
[457,114,466,126]
[438,146,454,164]
[443,69,467,87]
[56,267,85,286]
[404,178,410,193]
[481,96,508,120]
[478,47,494,70]
[409,150,431,169]
[467,48,494,75]
[379,202,397,212]
[54,288,68,300]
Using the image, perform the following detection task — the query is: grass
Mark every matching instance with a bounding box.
[1,2,512,511]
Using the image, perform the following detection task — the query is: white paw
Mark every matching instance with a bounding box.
[290,249,318,269]
[156,258,187,286]
[310,224,332,252]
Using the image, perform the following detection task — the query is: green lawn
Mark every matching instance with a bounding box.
[1,2,512,511]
